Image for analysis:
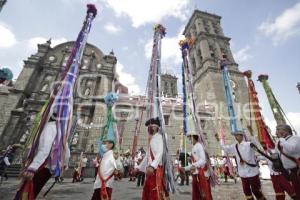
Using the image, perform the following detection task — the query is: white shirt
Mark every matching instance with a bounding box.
[210,157,215,167]
[28,121,57,171]
[4,157,10,166]
[94,150,117,189]
[115,157,124,173]
[222,158,228,167]
[81,157,88,167]
[184,142,207,176]
[278,135,300,170]
[93,158,100,167]
[138,132,163,172]
[221,141,259,178]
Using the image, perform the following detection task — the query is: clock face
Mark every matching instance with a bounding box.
[48,55,56,62]
[96,63,102,69]
[230,79,236,90]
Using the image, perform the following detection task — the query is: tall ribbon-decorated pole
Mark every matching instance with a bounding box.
[131,109,144,160]
[220,59,243,135]
[26,4,97,173]
[258,74,286,125]
[145,24,175,194]
[218,119,235,177]
[14,4,97,200]
[0,0,7,12]
[258,74,297,134]
[179,38,219,186]
[98,92,118,157]
[244,71,274,150]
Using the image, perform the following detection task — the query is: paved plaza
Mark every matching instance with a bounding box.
[0,177,292,200]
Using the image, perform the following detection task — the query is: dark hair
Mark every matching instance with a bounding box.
[192,135,199,141]
[276,124,293,135]
[49,114,57,122]
[145,117,161,127]
[106,141,115,149]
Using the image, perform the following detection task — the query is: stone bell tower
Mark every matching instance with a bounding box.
[183,10,250,154]
[160,73,178,98]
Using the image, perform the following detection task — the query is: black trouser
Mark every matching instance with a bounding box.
[180,171,189,185]
[137,172,145,187]
[124,166,129,178]
[32,167,52,198]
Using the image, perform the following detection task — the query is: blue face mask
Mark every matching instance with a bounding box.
[100,144,108,154]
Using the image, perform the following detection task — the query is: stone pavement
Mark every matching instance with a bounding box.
[0,177,292,200]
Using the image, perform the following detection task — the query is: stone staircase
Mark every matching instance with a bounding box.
[0,164,22,178]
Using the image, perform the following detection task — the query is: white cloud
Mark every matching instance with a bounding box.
[0,22,17,48]
[233,45,252,63]
[27,37,68,52]
[264,112,300,135]
[258,2,300,45]
[104,23,121,34]
[101,0,191,28]
[116,62,141,95]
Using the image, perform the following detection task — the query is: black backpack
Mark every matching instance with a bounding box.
[270,152,290,181]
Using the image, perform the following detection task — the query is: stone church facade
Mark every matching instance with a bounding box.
[0,9,252,158]
[0,40,116,153]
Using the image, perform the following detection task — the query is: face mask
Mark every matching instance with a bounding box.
[100,144,108,154]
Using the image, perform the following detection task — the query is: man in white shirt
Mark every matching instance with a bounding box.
[91,139,121,200]
[16,109,70,199]
[80,154,88,181]
[276,124,300,199]
[221,155,236,183]
[137,117,168,200]
[185,134,212,200]
[258,149,296,200]
[221,131,266,200]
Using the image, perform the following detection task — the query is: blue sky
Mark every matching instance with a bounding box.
[0,0,299,133]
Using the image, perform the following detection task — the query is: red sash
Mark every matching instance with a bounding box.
[97,161,114,200]
[149,147,168,200]
[191,155,212,200]
[14,161,48,200]
[191,155,208,173]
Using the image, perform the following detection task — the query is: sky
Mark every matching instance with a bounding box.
[0,0,299,134]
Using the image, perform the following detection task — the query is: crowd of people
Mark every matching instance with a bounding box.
[1,112,299,200]
[174,153,238,186]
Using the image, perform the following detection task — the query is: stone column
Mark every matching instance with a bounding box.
[193,50,200,71]
[214,42,223,59]
[199,39,210,59]
[195,46,203,67]
[196,18,206,32]
[224,41,236,63]
[207,21,216,35]
[190,29,195,38]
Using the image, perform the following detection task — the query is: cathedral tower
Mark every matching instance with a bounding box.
[160,73,178,98]
[183,10,250,154]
